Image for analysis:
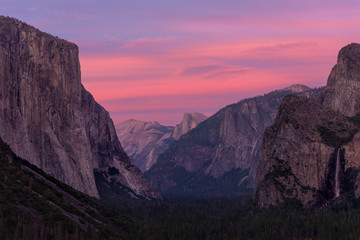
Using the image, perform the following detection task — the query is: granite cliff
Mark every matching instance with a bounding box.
[146,85,323,196]
[321,43,360,117]
[0,16,159,200]
[255,43,360,207]
[172,112,208,140]
[116,112,207,172]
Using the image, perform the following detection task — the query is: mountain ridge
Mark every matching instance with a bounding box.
[146,84,324,196]
[116,112,207,172]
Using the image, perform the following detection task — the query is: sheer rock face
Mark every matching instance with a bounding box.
[321,43,360,117]
[146,86,323,196]
[255,43,360,207]
[254,96,350,207]
[116,112,207,172]
[116,120,174,172]
[0,16,159,199]
[172,113,208,140]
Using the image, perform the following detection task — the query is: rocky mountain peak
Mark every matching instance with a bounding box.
[117,119,166,134]
[338,43,360,65]
[172,112,208,140]
[116,113,207,172]
[321,43,360,117]
[282,84,311,93]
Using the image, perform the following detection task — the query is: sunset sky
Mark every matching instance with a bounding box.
[3,0,360,125]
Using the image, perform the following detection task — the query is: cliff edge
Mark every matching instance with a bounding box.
[0,16,160,200]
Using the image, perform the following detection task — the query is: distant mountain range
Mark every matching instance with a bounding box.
[116,112,207,172]
[116,84,324,197]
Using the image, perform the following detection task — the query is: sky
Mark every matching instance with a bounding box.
[2,0,360,125]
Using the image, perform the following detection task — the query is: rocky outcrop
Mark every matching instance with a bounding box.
[321,43,360,117]
[0,16,159,200]
[172,112,208,140]
[146,85,324,196]
[255,43,360,207]
[116,112,207,172]
[254,95,359,207]
[116,120,174,172]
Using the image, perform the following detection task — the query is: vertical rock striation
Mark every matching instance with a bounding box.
[0,16,159,199]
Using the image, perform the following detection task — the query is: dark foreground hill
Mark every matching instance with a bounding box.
[0,137,139,240]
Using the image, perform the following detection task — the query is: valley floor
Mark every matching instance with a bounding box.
[107,194,360,240]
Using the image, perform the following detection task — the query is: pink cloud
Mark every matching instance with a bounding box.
[80,37,334,108]
[6,0,360,125]
[179,65,252,81]
[78,31,355,124]
[101,93,259,125]
[117,36,175,50]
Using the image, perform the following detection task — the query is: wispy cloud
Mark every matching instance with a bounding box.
[205,67,251,80]
[101,93,253,125]
[117,36,175,50]
[180,65,251,80]
[180,65,222,76]
[243,42,318,56]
